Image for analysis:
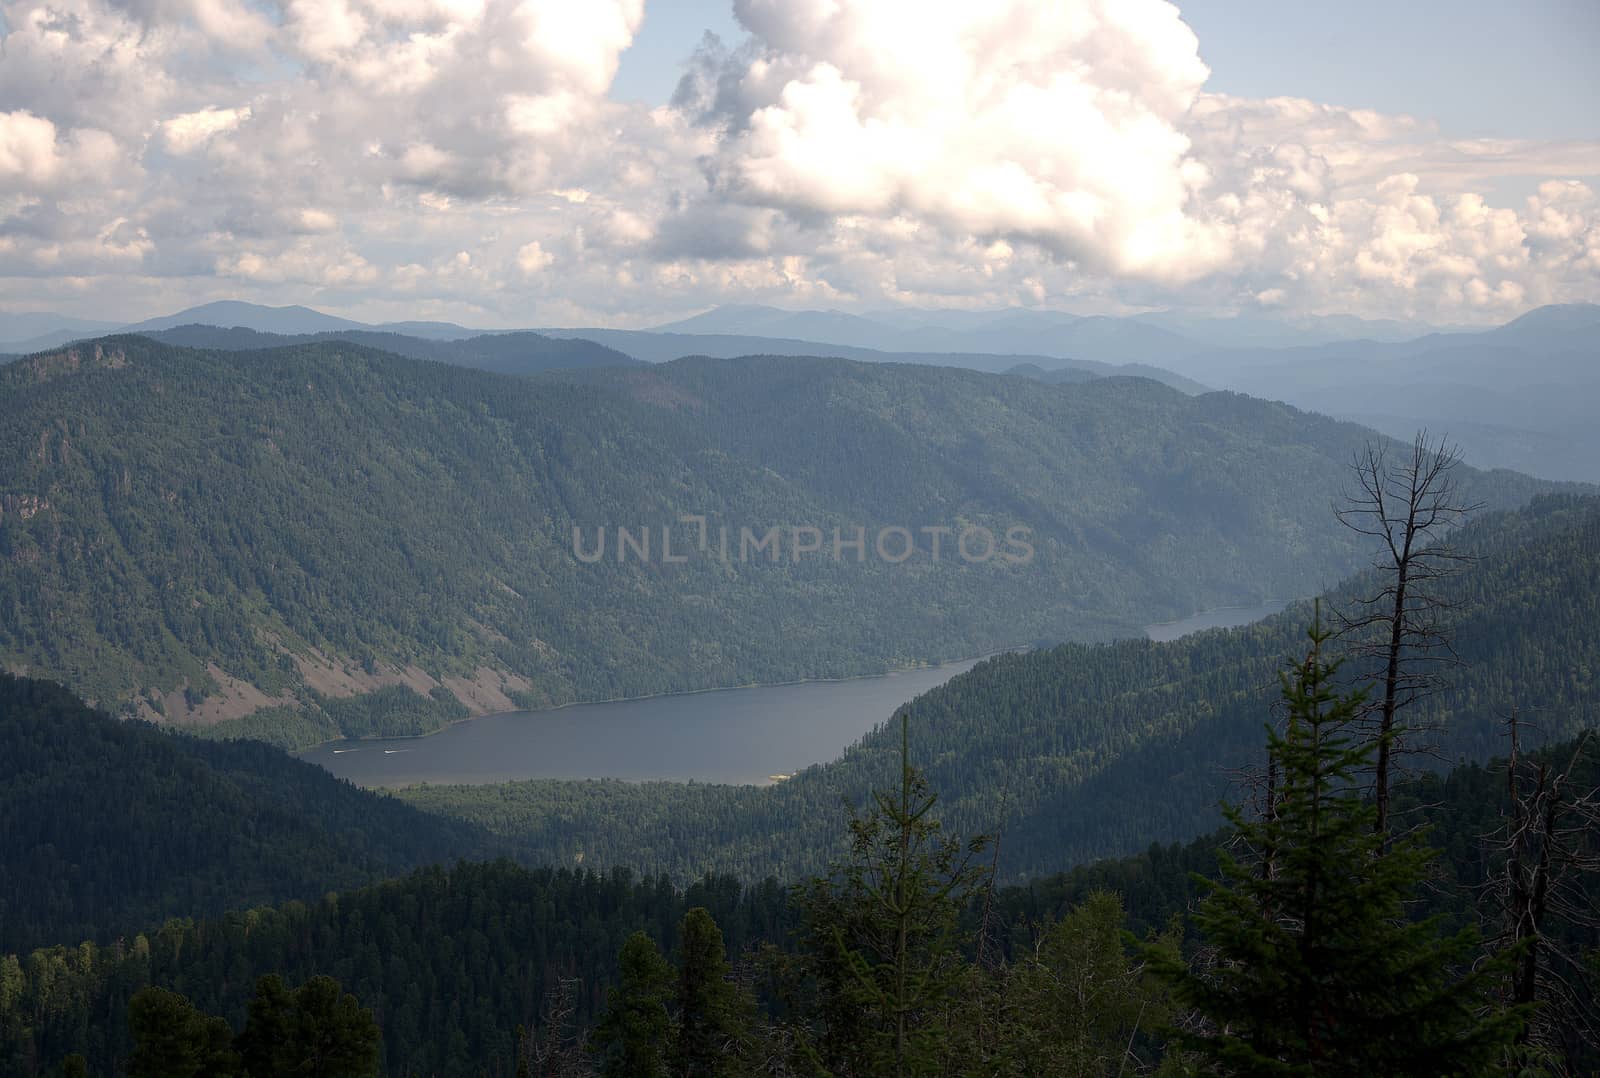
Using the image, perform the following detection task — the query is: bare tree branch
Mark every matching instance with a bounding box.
[1332,430,1481,841]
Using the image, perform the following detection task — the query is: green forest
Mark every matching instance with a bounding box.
[139,325,642,376]
[2,489,1596,1073]
[3,691,1595,1074]
[0,674,492,955]
[2,336,1597,1075]
[399,493,1600,882]
[0,337,1559,747]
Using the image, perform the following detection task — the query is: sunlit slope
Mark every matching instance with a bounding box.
[0,337,1557,742]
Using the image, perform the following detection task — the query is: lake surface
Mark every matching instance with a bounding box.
[1143,599,1292,642]
[300,658,984,788]
[302,601,1293,789]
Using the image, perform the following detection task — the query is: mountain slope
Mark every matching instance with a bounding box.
[8,735,1594,1077]
[536,326,1208,392]
[1173,304,1600,481]
[402,494,1600,882]
[122,301,370,335]
[0,314,123,350]
[141,324,640,374]
[0,673,491,953]
[0,337,1558,744]
[651,304,1204,363]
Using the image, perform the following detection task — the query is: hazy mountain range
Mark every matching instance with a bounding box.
[5,299,1595,480]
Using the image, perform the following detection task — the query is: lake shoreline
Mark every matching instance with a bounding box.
[300,600,1295,784]
[295,645,1028,758]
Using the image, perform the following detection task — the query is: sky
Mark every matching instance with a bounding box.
[1,0,1597,328]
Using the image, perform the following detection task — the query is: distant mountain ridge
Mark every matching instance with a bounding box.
[0,301,484,353]
[1181,301,1600,481]
[142,324,641,375]
[0,335,1559,744]
[122,300,371,335]
[0,312,123,349]
[1,300,1203,391]
[651,304,1198,363]
[650,303,1481,356]
[9,299,1594,478]
[529,325,1209,392]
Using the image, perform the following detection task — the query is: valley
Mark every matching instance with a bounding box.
[7,4,1599,1069]
[302,599,1293,789]
[2,319,1596,1075]
[301,656,987,787]
[9,335,1549,752]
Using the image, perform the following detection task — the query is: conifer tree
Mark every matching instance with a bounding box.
[592,931,674,1078]
[796,712,991,1076]
[1150,617,1526,1075]
[126,987,237,1078]
[234,974,379,1078]
[674,907,752,1076]
[1002,891,1181,1076]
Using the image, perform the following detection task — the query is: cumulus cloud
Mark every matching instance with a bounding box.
[0,0,1594,325]
[162,106,252,153]
[685,0,1221,279]
[516,240,554,273]
[0,111,122,188]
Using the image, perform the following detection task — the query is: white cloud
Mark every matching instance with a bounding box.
[0,111,122,188]
[216,239,379,285]
[0,111,71,186]
[696,0,1221,279]
[162,106,252,153]
[0,0,1594,326]
[516,240,554,272]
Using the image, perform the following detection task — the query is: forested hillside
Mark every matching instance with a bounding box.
[403,494,1600,882]
[0,674,490,954]
[139,324,641,375]
[6,735,1593,1076]
[0,337,1557,745]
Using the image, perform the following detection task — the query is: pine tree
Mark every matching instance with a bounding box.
[674,907,752,1076]
[235,975,293,1077]
[234,974,378,1078]
[126,986,237,1078]
[591,931,674,1078]
[1149,616,1526,1075]
[796,711,991,1077]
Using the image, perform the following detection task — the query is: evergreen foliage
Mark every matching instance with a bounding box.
[1148,619,1526,1074]
[789,715,991,1076]
[672,908,752,1077]
[402,495,1600,882]
[590,933,674,1078]
[0,337,1555,743]
[0,673,490,953]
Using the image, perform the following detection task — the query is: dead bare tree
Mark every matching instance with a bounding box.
[1485,713,1600,1069]
[517,976,592,1078]
[1334,431,1481,839]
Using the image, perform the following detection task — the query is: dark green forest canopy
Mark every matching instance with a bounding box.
[401,494,1600,883]
[0,674,493,955]
[0,335,1561,745]
[5,738,1594,1077]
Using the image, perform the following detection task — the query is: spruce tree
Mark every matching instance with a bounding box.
[796,712,991,1077]
[126,987,237,1078]
[674,907,752,1076]
[592,931,675,1078]
[1149,617,1526,1075]
[234,974,379,1078]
